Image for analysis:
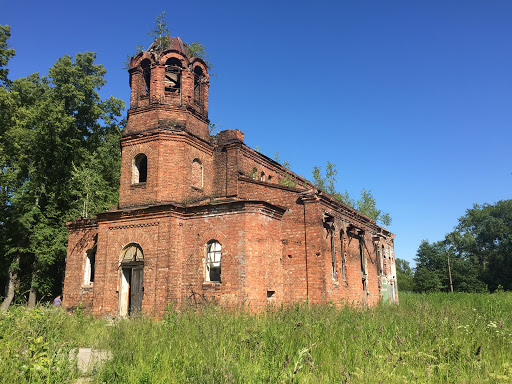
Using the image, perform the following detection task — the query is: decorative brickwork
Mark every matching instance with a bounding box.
[63,36,398,317]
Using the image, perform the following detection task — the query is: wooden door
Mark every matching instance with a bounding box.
[130,267,143,315]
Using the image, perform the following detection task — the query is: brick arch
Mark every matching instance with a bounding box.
[130,51,155,69]
[197,228,229,255]
[190,58,209,76]
[159,51,190,67]
[114,228,157,265]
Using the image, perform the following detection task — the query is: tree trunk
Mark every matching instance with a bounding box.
[27,286,37,308]
[0,255,20,311]
[27,265,38,308]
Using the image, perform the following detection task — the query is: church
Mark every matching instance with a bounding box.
[62,36,398,317]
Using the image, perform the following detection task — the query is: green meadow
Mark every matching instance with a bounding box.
[1,292,511,383]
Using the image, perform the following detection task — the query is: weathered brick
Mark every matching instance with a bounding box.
[62,36,398,317]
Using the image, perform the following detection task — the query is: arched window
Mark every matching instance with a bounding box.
[165,58,182,94]
[206,240,221,282]
[120,243,144,264]
[140,59,151,95]
[260,172,265,182]
[83,248,96,285]
[194,66,204,105]
[133,154,147,184]
[192,158,203,189]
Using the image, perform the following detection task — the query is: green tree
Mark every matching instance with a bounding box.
[148,11,171,51]
[395,258,414,291]
[413,239,485,293]
[312,162,390,226]
[0,25,15,85]
[0,46,124,309]
[448,200,512,291]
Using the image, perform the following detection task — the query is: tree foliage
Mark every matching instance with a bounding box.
[395,258,414,291]
[412,200,512,293]
[0,27,124,307]
[312,162,391,226]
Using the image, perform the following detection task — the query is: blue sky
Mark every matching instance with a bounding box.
[2,0,511,266]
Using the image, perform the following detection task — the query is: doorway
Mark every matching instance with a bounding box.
[118,244,144,317]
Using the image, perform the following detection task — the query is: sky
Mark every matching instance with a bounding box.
[2,0,511,266]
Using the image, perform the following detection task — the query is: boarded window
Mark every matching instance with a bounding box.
[133,154,147,183]
[165,58,182,94]
[192,159,203,189]
[83,248,96,285]
[206,240,221,282]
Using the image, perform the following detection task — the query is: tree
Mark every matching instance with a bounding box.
[312,162,390,226]
[0,40,124,309]
[0,25,15,85]
[413,239,486,293]
[148,11,171,51]
[395,258,414,291]
[448,200,512,291]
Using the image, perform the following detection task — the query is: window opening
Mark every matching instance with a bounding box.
[165,58,182,94]
[330,227,336,279]
[192,159,203,189]
[260,171,265,182]
[267,291,276,302]
[140,59,151,95]
[206,241,221,282]
[194,66,204,106]
[84,248,96,285]
[340,230,346,281]
[133,154,147,183]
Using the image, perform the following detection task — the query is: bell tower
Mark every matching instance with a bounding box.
[118,36,213,209]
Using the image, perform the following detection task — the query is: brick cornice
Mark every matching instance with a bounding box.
[121,129,214,154]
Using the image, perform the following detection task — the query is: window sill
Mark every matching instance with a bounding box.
[203,282,221,290]
[130,182,147,189]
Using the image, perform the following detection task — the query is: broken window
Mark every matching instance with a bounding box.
[194,66,204,105]
[133,154,147,184]
[206,240,221,282]
[192,158,203,189]
[83,248,96,285]
[360,238,367,276]
[340,230,346,281]
[140,59,151,95]
[330,227,336,279]
[165,58,182,94]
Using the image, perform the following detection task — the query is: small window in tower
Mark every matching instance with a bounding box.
[84,248,96,285]
[260,171,265,182]
[192,158,203,189]
[206,240,221,282]
[165,58,182,94]
[140,59,151,95]
[194,66,204,105]
[133,154,148,184]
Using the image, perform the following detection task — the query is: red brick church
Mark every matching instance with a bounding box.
[62,36,398,317]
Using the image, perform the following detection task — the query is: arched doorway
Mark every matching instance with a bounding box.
[118,243,144,317]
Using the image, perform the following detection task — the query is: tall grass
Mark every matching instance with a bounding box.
[1,292,511,383]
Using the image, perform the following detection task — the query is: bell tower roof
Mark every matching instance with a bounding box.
[147,36,189,57]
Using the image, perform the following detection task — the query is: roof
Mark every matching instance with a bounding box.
[148,36,189,57]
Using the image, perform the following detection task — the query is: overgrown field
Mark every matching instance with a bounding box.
[1,292,512,383]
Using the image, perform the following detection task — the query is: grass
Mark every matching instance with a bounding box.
[1,292,512,383]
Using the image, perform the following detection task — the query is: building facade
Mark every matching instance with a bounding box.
[62,36,398,317]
